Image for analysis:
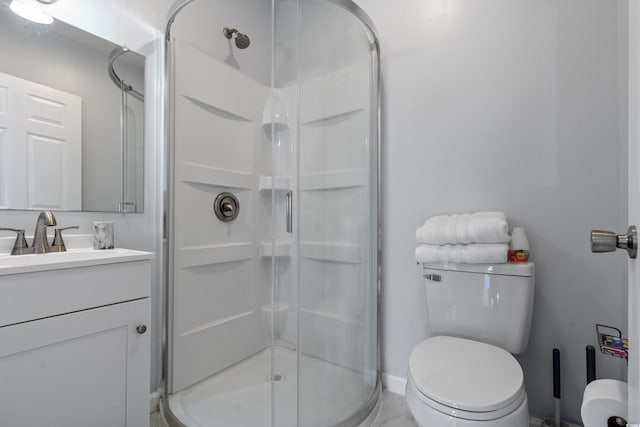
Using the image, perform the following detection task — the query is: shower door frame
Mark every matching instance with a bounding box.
[161,1,382,426]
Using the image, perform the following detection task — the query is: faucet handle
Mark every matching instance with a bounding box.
[0,228,32,255]
[50,226,79,253]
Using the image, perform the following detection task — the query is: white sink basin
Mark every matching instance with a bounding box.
[0,248,153,276]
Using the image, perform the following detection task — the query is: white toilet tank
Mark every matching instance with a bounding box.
[423,262,535,354]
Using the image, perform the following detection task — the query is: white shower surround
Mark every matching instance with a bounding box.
[164,1,380,425]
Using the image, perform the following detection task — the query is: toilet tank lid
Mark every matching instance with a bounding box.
[422,262,535,277]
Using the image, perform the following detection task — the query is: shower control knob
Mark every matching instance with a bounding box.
[214,192,240,222]
[222,202,235,217]
[590,226,637,259]
[136,325,147,334]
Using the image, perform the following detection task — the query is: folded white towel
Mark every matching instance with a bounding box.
[416,212,510,245]
[415,243,509,264]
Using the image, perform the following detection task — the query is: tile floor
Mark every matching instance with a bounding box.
[152,390,418,427]
[372,390,417,426]
[370,392,578,427]
[152,389,560,427]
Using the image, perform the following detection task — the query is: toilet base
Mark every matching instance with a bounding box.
[406,379,530,427]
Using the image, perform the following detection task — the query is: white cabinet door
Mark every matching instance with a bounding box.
[0,298,150,427]
[0,71,81,210]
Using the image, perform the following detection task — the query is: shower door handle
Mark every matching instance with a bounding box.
[286,190,293,234]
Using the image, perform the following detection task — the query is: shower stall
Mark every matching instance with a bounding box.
[163,0,380,425]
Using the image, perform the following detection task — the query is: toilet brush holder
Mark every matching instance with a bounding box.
[541,349,570,427]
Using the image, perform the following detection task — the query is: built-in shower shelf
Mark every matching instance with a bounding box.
[300,307,361,327]
[177,243,255,267]
[300,242,364,264]
[262,91,290,133]
[259,176,291,192]
[301,107,364,127]
[300,170,366,191]
[261,303,289,314]
[177,161,255,190]
[260,240,292,258]
[262,121,289,134]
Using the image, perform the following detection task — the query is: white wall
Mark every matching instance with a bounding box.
[171,0,272,86]
[0,0,171,392]
[16,0,170,54]
[355,0,628,422]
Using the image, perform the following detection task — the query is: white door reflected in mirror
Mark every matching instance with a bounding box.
[0,71,81,210]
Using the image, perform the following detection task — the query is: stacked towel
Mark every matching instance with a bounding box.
[415,212,510,264]
[415,243,508,264]
[416,211,510,245]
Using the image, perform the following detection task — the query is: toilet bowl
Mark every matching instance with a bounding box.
[406,336,530,427]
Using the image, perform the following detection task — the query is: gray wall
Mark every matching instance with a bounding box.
[355,0,628,422]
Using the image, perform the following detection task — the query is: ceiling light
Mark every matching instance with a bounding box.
[9,1,54,25]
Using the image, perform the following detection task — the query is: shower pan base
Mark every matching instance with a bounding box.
[166,346,379,427]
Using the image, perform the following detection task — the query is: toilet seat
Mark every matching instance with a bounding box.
[408,336,525,421]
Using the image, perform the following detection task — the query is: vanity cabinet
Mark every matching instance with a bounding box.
[0,250,152,427]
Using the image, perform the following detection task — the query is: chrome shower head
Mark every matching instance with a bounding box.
[234,33,250,49]
[223,27,251,49]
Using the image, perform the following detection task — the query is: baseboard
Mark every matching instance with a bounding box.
[529,416,583,427]
[150,390,161,414]
[382,372,407,396]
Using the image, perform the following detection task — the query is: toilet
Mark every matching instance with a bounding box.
[406,262,535,427]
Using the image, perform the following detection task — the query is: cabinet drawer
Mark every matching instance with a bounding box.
[0,260,150,327]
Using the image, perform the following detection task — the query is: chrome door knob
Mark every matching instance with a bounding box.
[136,325,147,334]
[591,226,637,259]
[591,230,618,253]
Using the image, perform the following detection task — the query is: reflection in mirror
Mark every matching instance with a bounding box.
[0,1,144,213]
[108,46,145,213]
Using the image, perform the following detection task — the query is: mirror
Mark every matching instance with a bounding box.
[0,1,144,213]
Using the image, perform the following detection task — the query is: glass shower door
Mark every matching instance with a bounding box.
[270,2,299,425]
[296,1,379,425]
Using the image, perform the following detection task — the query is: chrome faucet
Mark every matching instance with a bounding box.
[32,211,57,254]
